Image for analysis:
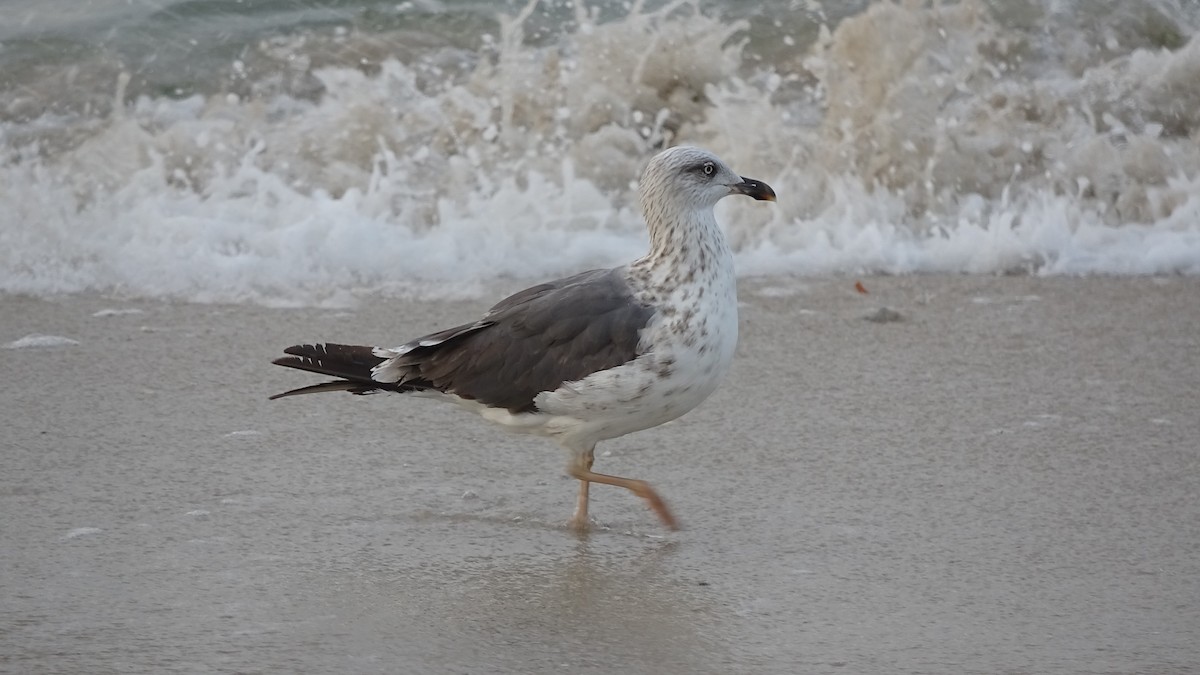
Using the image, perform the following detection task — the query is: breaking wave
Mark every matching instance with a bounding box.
[2,0,1198,305]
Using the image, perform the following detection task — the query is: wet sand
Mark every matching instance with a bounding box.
[3,276,1198,674]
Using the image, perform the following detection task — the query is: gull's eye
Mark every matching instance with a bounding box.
[702,162,715,177]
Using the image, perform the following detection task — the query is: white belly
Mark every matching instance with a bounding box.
[531,281,739,448]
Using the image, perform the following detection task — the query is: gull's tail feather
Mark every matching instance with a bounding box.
[270,343,400,400]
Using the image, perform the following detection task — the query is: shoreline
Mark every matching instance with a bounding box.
[3,275,1198,674]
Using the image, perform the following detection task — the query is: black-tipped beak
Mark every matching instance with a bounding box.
[733,176,776,202]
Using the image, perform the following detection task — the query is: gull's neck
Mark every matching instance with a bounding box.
[632,199,733,286]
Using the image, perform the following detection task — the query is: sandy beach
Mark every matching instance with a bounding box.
[3,275,1198,674]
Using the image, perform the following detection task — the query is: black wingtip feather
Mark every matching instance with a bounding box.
[270,342,390,398]
[268,380,380,400]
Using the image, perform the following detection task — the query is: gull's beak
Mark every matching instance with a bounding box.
[732,176,776,202]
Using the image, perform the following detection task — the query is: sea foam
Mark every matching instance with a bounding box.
[6,334,80,349]
[1,1,1198,306]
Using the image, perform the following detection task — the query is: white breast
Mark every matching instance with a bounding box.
[533,249,739,447]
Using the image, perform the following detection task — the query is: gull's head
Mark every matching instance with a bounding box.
[640,146,776,214]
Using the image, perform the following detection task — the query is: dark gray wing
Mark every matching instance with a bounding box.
[393,268,655,413]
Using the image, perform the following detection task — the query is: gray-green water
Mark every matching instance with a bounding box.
[3,0,1199,305]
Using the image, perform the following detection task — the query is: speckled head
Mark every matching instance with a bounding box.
[639,146,776,216]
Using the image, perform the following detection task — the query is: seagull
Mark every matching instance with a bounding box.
[270,145,776,531]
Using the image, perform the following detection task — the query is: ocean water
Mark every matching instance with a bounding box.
[2,0,1199,305]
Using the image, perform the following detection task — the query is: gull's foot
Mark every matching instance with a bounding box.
[567,514,593,533]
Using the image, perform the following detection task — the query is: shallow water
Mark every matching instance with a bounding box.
[3,277,1198,673]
